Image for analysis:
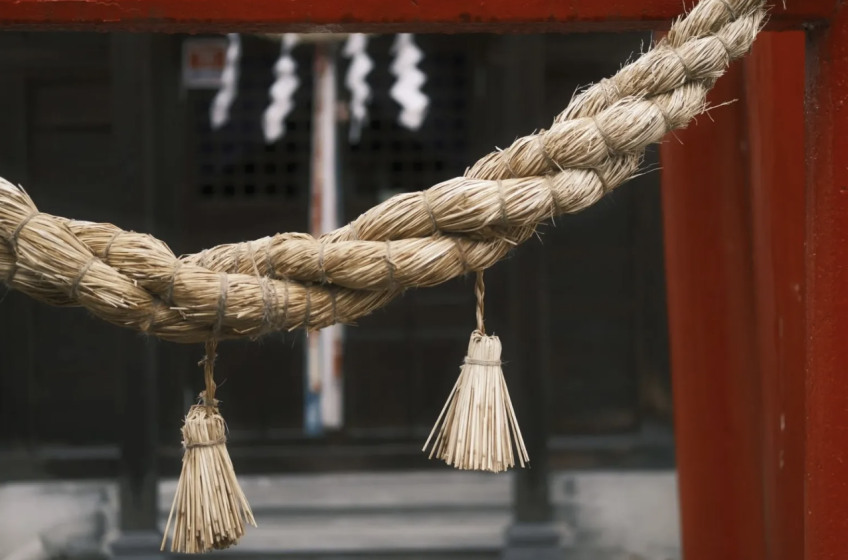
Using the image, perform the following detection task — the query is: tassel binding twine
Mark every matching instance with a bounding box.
[424,271,528,472]
[162,341,256,553]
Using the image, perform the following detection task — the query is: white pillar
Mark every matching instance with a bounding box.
[305,42,344,434]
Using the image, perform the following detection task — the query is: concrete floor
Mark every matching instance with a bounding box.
[0,471,681,560]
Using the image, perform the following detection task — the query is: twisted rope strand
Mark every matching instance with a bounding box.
[0,186,399,342]
[0,0,768,343]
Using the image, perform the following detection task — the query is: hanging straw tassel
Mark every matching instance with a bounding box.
[424,271,528,472]
[162,341,256,553]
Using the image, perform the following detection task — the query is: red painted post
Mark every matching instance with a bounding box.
[660,62,767,560]
[744,32,807,560]
[804,5,848,560]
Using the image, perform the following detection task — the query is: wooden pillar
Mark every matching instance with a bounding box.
[664,22,847,560]
[306,40,344,435]
[110,33,161,558]
[803,7,848,560]
[660,61,767,560]
[744,31,806,560]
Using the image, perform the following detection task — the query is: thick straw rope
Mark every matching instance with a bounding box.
[0,0,767,343]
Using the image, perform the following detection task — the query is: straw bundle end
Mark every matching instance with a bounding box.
[162,398,256,553]
[424,330,528,473]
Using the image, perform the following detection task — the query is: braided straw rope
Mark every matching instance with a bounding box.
[0,0,767,344]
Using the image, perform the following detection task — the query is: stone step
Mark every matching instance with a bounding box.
[160,511,516,559]
[157,471,513,516]
[1,471,680,560]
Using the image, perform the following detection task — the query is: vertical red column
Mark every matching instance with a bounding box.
[744,32,806,560]
[804,6,848,560]
[660,62,767,560]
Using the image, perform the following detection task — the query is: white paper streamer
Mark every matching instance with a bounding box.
[342,34,374,144]
[262,34,301,143]
[389,34,429,131]
[210,33,241,130]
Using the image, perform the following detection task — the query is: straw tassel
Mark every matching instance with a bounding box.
[162,341,256,553]
[424,271,528,472]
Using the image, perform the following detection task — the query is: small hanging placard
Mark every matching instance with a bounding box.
[182,38,229,89]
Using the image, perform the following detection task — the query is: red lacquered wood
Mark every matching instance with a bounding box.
[744,31,806,560]
[804,5,848,560]
[0,0,835,33]
[660,62,766,560]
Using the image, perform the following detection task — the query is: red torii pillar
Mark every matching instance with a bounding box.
[662,10,847,560]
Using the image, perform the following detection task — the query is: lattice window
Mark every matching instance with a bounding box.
[187,35,472,206]
[341,35,472,200]
[188,35,314,202]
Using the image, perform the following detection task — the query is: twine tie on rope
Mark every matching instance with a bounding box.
[247,246,277,334]
[70,257,98,299]
[499,148,518,178]
[317,241,328,284]
[384,240,397,289]
[282,276,291,328]
[496,180,510,229]
[214,272,229,337]
[4,210,39,284]
[101,230,125,260]
[185,437,227,449]
[451,236,470,275]
[303,285,312,330]
[536,133,562,173]
[165,260,182,305]
[598,78,621,106]
[464,357,503,367]
[265,236,277,279]
[421,190,439,234]
[543,175,563,219]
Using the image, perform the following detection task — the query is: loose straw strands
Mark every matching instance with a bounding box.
[558,2,765,122]
[163,403,255,553]
[465,85,707,181]
[162,340,257,557]
[320,156,637,244]
[425,272,527,473]
[424,331,527,473]
[163,342,255,553]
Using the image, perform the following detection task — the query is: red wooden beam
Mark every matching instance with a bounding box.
[0,0,836,33]
[661,61,767,560]
[744,31,806,560]
[804,4,848,560]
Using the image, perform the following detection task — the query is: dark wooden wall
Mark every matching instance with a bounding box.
[0,33,127,452]
[0,31,672,480]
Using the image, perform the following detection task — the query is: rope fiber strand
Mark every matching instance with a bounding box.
[0,0,768,344]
